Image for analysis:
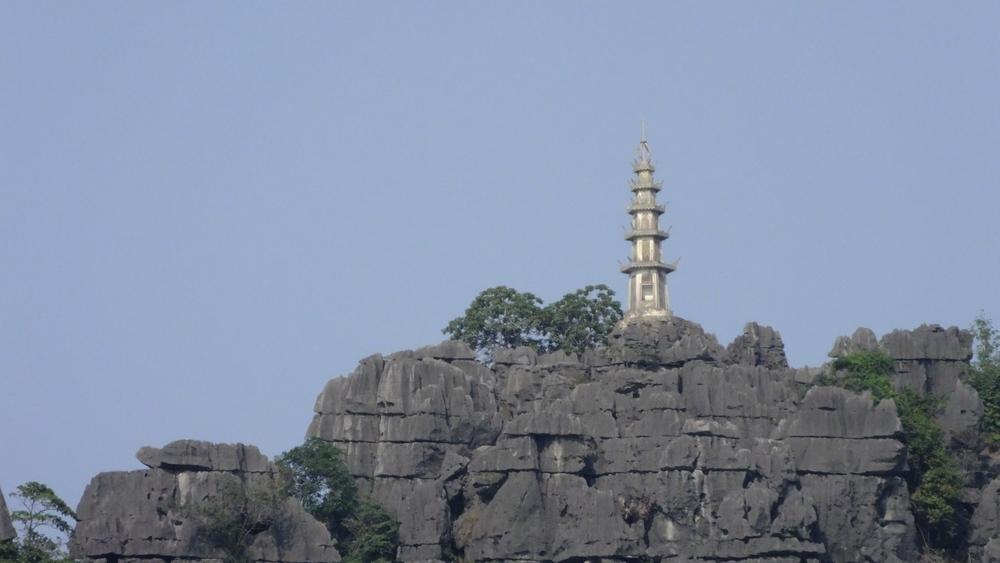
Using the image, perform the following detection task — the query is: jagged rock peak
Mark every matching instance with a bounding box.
[726,321,789,369]
[71,440,341,563]
[607,315,726,367]
[0,486,14,542]
[136,439,271,473]
[828,327,882,358]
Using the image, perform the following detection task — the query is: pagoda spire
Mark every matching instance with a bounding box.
[621,129,675,319]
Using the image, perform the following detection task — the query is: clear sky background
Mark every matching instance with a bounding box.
[2,3,998,509]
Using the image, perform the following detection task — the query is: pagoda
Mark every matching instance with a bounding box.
[621,130,676,319]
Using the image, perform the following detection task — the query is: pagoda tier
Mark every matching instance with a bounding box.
[627,201,665,214]
[624,228,669,241]
[620,260,677,274]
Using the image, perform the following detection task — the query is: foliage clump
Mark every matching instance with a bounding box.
[2,481,77,563]
[829,350,962,547]
[276,438,398,563]
[443,284,623,357]
[967,313,1000,445]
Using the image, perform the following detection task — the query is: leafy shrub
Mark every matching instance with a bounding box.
[277,438,398,562]
[343,501,399,563]
[830,351,962,546]
[0,539,18,563]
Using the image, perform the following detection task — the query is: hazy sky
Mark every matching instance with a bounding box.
[2,3,998,510]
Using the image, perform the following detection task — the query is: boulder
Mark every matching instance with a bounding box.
[412,339,477,361]
[136,440,271,473]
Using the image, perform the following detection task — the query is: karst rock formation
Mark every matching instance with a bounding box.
[69,317,1000,562]
[0,487,15,543]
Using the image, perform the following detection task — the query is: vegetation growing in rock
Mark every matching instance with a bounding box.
[275,437,357,532]
[341,501,399,563]
[443,284,623,356]
[0,539,16,563]
[830,351,963,548]
[6,482,76,563]
[276,438,398,562]
[968,313,1000,445]
[185,476,287,563]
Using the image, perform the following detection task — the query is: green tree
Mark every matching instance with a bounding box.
[443,286,546,354]
[968,312,1000,444]
[276,439,398,562]
[275,438,357,537]
[8,482,76,563]
[443,284,624,357]
[542,284,624,355]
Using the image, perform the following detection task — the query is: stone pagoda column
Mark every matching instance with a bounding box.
[621,132,676,319]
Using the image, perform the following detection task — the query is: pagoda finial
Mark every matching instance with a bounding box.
[634,124,654,172]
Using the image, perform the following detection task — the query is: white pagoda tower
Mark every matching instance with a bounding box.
[621,131,676,319]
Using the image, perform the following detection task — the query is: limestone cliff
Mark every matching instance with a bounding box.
[69,317,1000,562]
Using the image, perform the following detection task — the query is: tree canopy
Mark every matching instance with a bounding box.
[443,284,623,357]
[6,482,77,563]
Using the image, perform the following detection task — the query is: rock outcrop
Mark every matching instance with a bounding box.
[970,477,1000,562]
[71,317,993,562]
[727,322,789,369]
[0,486,14,542]
[307,317,942,562]
[70,440,340,563]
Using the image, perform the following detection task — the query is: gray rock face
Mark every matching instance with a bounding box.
[606,316,726,367]
[0,486,14,542]
[307,317,933,562]
[727,322,789,369]
[881,324,974,361]
[70,441,340,563]
[971,477,1000,562]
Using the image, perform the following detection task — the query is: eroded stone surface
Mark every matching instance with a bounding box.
[727,322,789,369]
[0,486,14,542]
[70,318,991,563]
[70,442,340,563]
[305,317,971,562]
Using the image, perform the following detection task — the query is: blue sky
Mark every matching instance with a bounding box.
[2,3,998,509]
